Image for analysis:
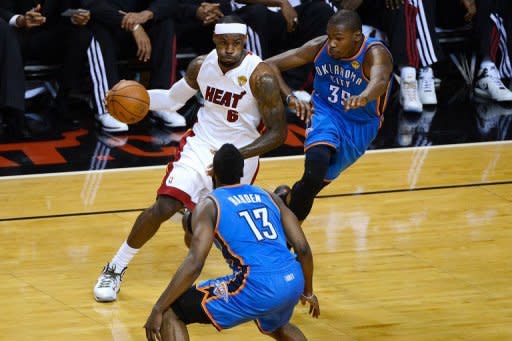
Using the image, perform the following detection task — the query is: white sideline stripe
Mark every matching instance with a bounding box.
[1,140,511,181]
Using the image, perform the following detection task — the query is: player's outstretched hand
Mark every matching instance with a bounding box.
[288,96,313,124]
[300,294,320,318]
[144,307,163,341]
[343,95,368,111]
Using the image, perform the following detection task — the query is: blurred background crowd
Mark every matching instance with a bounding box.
[0,0,511,144]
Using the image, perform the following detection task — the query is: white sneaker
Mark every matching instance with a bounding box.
[475,65,512,102]
[93,263,127,302]
[97,114,128,132]
[418,67,437,105]
[151,111,186,128]
[400,67,423,113]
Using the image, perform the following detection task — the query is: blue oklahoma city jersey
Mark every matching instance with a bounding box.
[198,184,304,333]
[209,184,296,272]
[305,36,392,181]
[313,36,391,120]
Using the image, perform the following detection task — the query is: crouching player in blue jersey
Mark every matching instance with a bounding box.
[144,143,319,341]
[266,9,394,223]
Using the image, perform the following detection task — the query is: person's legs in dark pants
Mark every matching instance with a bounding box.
[87,23,129,131]
[281,0,334,90]
[0,19,29,139]
[147,18,175,89]
[362,0,441,111]
[26,23,92,117]
[57,24,92,116]
[233,4,273,58]
[147,18,186,127]
[293,0,335,47]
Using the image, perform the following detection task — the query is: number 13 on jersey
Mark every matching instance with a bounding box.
[239,207,277,241]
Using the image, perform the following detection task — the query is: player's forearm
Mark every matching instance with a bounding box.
[296,244,314,295]
[268,63,294,100]
[239,125,286,159]
[148,78,197,112]
[153,256,203,312]
[359,76,389,102]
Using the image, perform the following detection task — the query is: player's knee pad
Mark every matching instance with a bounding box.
[302,144,332,194]
[288,145,332,221]
[301,171,325,195]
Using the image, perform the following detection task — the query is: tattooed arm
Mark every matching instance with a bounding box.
[238,62,287,159]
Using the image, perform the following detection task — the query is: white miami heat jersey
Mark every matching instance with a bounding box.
[194,49,263,149]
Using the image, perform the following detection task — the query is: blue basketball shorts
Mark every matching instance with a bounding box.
[304,104,379,181]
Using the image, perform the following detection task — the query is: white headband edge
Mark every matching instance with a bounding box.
[214,23,247,35]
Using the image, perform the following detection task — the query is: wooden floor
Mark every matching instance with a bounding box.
[1,141,512,341]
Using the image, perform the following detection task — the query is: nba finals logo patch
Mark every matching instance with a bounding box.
[351,61,360,69]
[238,76,247,87]
[213,280,229,302]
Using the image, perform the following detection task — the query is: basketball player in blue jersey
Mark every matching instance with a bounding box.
[144,144,318,341]
[266,9,393,223]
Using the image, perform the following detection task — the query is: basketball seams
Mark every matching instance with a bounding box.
[107,81,149,124]
[111,93,149,105]
[111,98,140,123]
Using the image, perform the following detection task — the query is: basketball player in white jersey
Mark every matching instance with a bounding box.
[93,15,287,302]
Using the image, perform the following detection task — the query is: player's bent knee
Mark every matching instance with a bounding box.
[163,308,180,323]
[270,324,307,341]
[161,308,181,334]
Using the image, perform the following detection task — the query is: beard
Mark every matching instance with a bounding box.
[218,59,239,68]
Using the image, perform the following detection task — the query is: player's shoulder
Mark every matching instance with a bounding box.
[252,61,274,77]
[249,62,279,95]
[187,55,207,79]
[307,35,328,49]
[187,54,208,74]
[364,42,393,63]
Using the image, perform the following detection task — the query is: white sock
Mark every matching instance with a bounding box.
[110,241,139,272]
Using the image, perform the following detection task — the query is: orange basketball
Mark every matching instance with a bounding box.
[106,80,150,124]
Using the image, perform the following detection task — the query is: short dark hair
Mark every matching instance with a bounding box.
[328,9,362,32]
[213,144,244,185]
[216,15,245,25]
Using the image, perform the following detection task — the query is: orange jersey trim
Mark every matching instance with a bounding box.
[304,141,337,153]
[338,36,368,61]
[314,40,328,63]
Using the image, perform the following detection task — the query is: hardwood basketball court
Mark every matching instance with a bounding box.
[1,141,511,340]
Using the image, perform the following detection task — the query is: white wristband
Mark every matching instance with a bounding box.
[301,293,314,300]
[132,24,141,32]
